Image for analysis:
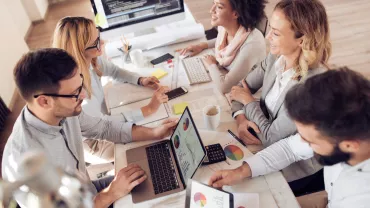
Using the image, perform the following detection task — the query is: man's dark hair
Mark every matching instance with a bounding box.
[14,48,77,101]
[286,67,370,141]
[229,0,267,30]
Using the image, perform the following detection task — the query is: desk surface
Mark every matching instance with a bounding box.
[108,22,299,208]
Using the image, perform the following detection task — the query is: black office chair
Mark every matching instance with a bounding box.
[205,15,269,40]
[257,15,269,37]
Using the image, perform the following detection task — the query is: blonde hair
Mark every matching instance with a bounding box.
[275,0,332,80]
[52,16,101,98]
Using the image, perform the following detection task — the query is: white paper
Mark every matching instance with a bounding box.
[207,138,253,172]
[106,83,155,109]
[189,181,230,208]
[193,131,254,183]
[233,193,259,208]
[110,98,169,126]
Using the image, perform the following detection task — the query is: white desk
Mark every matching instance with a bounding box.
[106,11,299,208]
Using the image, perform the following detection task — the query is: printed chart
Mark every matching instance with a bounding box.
[174,135,180,149]
[224,145,244,161]
[194,192,207,207]
[183,118,190,131]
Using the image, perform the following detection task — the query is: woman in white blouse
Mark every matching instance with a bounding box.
[178,0,267,94]
[53,17,169,163]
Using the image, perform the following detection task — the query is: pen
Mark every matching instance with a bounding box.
[227,129,246,147]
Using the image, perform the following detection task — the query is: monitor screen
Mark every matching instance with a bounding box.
[91,0,184,30]
[170,107,206,184]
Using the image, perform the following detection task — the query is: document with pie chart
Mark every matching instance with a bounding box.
[187,180,232,208]
[208,139,253,172]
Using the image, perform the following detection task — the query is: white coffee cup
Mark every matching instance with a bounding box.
[129,49,145,68]
[203,105,221,130]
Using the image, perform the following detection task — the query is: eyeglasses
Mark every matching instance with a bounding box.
[85,33,101,51]
[33,74,84,102]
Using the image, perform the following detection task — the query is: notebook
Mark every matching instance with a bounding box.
[110,98,169,126]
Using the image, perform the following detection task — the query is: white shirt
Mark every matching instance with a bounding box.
[264,56,295,113]
[82,57,144,122]
[233,56,294,118]
[244,134,370,207]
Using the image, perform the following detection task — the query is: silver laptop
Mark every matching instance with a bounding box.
[126,107,206,203]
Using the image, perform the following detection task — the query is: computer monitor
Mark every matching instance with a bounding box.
[90,0,185,39]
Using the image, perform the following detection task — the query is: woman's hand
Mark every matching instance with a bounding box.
[236,117,262,145]
[140,76,160,90]
[153,118,179,139]
[203,54,218,66]
[142,86,169,117]
[176,42,208,57]
[230,80,255,105]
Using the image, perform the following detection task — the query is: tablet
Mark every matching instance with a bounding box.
[185,179,233,208]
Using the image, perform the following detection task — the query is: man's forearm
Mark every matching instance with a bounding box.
[244,134,312,177]
[131,125,159,141]
[94,186,118,208]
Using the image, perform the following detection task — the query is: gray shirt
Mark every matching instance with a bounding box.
[2,107,134,206]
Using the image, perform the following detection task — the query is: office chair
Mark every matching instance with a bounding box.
[205,15,269,40]
[257,15,269,37]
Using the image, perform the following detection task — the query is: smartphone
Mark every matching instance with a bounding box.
[150,53,174,65]
[165,87,188,100]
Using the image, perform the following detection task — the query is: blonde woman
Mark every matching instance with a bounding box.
[229,0,331,195]
[53,17,169,163]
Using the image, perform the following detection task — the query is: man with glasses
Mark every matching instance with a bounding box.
[2,48,178,208]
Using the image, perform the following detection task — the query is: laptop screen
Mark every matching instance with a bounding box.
[170,107,206,184]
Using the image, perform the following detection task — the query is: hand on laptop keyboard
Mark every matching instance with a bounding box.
[108,164,147,200]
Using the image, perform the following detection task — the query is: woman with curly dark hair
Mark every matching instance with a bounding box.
[178,0,267,94]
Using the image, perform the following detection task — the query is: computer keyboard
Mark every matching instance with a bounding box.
[182,57,212,85]
[146,142,180,194]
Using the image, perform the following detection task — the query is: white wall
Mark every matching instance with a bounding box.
[4,0,32,37]
[22,0,49,21]
[0,0,29,106]
[35,0,48,17]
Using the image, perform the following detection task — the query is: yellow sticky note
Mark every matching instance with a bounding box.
[95,13,108,28]
[151,69,168,79]
[173,102,188,115]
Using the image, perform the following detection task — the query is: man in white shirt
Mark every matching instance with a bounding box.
[209,67,370,208]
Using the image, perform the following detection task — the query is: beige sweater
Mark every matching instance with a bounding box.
[207,28,266,94]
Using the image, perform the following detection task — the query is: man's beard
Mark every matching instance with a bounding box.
[54,100,83,118]
[314,145,351,166]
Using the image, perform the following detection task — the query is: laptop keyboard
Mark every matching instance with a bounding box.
[146,142,180,194]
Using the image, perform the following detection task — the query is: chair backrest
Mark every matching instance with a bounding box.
[206,15,269,39]
[257,16,268,36]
